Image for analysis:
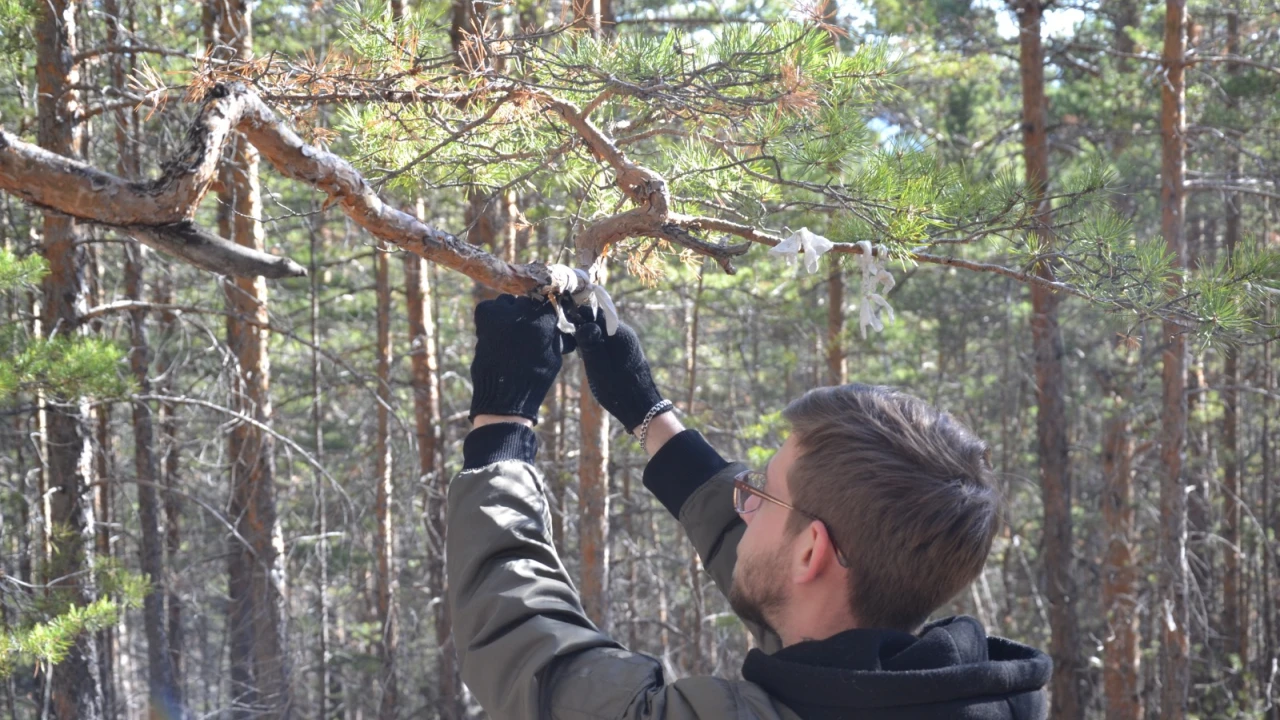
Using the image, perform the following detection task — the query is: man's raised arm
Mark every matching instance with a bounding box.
[574,311,779,651]
[446,296,783,719]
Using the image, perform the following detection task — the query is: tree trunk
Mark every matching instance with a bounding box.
[126,242,185,720]
[1101,392,1140,720]
[103,3,185,707]
[579,382,611,630]
[210,0,290,713]
[154,271,185,692]
[571,0,615,38]
[1220,6,1245,694]
[1157,1,1190,717]
[826,260,846,386]
[1260,294,1276,720]
[684,267,704,413]
[35,0,104,715]
[373,243,398,720]
[578,240,610,629]
[405,237,458,719]
[688,553,707,675]
[93,404,116,720]
[544,374,568,550]
[308,214,336,720]
[1017,1,1081,716]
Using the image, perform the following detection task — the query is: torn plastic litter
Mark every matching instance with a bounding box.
[769,227,835,274]
[544,264,620,337]
[855,240,895,339]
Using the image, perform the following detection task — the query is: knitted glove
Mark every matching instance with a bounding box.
[469,295,574,423]
[574,308,668,433]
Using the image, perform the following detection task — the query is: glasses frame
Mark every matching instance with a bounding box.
[732,469,851,568]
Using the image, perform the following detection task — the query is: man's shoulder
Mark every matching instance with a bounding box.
[548,648,799,720]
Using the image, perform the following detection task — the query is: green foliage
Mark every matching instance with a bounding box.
[0,559,145,679]
[0,0,34,58]
[1187,240,1280,344]
[0,249,130,399]
[0,334,132,398]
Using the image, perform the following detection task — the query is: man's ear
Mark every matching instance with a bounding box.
[793,521,837,584]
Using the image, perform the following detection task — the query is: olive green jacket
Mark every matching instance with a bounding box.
[446,454,794,720]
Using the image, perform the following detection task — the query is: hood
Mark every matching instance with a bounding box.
[741,616,1051,720]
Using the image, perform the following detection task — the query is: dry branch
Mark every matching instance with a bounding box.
[2,81,1094,297]
[128,222,306,279]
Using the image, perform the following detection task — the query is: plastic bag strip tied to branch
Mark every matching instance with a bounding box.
[856,240,895,339]
[544,264,619,337]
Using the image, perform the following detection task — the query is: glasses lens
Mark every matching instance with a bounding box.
[733,472,764,514]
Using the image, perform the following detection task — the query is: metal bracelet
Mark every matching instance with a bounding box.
[636,400,674,450]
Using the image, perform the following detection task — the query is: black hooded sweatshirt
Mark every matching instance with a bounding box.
[742,615,1050,719]
[644,430,1052,720]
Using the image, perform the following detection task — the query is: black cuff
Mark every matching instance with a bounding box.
[463,423,539,470]
[642,429,730,518]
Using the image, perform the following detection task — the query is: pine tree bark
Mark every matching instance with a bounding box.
[579,383,611,630]
[1260,295,1276,720]
[1157,1,1191,716]
[373,243,398,720]
[104,3,185,708]
[125,243,185,720]
[1016,1,1082,716]
[1220,6,1245,692]
[209,0,291,714]
[35,0,104,716]
[578,245,610,629]
[1101,384,1140,720]
[684,268,704,413]
[308,215,337,720]
[405,242,458,719]
[571,0,615,38]
[154,272,185,689]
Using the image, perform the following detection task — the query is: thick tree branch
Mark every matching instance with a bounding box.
[0,121,305,277]
[2,81,1138,303]
[0,116,222,226]
[231,84,547,293]
[127,222,306,278]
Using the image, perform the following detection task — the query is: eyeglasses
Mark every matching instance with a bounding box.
[732,469,850,568]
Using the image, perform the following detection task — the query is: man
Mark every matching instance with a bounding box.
[449,295,1050,720]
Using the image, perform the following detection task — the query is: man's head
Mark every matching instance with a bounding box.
[729,384,1000,640]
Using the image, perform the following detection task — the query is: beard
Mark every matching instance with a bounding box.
[728,543,790,638]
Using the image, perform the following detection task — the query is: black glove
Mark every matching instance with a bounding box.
[574,308,668,433]
[469,295,574,423]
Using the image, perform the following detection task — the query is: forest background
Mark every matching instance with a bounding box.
[0,0,1277,718]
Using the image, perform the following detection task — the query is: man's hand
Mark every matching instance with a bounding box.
[469,295,573,424]
[574,308,671,434]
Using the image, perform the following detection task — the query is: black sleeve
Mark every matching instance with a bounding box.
[641,429,730,518]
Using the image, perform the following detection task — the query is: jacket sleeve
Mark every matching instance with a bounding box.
[642,430,783,654]
[447,424,785,719]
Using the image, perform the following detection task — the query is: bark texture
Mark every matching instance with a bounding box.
[210,2,291,716]
[374,243,398,720]
[1158,1,1191,717]
[1017,1,1082,716]
[405,247,459,719]
[126,243,185,720]
[577,243,610,630]
[35,0,105,716]
[1220,7,1245,684]
[1101,398,1140,720]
